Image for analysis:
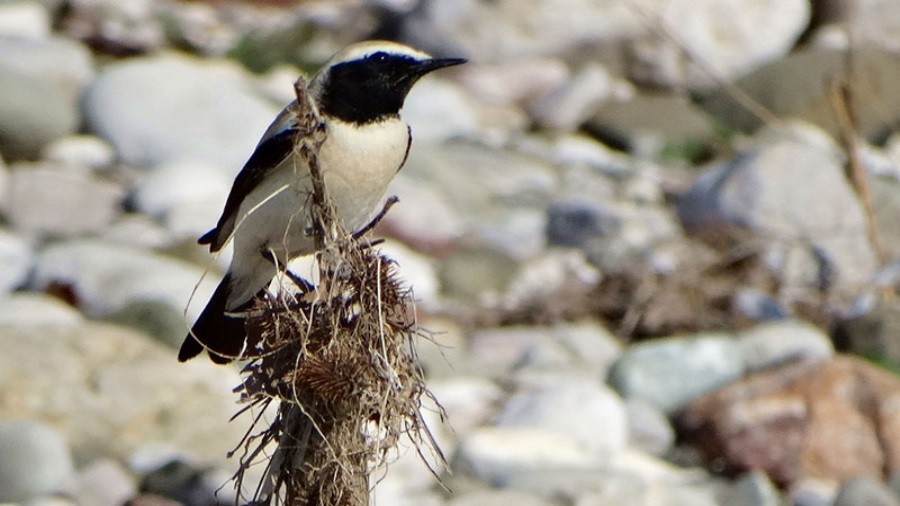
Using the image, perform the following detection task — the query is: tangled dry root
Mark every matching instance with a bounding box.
[227,77,445,505]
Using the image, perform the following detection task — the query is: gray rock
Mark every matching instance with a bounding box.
[870,174,900,258]
[447,489,553,506]
[607,332,745,414]
[410,317,469,378]
[32,239,218,321]
[677,122,877,291]
[834,476,900,506]
[504,451,716,504]
[495,378,629,457]
[5,163,124,237]
[0,228,31,293]
[0,321,248,465]
[625,0,809,90]
[42,135,115,171]
[0,1,50,38]
[402,141,557,257]
[588,93,720,156]
[469,322,621,379]
[838,297,900,379]
[737,319,834,372]
[546,199,621,249]
[575,483,721,506]
[438,243,520,304]
[454,427,600,486]
[402,0,646,62]
[625,398,675,457]
[727,470,782,506]
[83,53,280,171]
[733,288,791,321]
[105,299,188,349]
[699,48,900,141]
[815,0,900,54]
[0,293,81,326]
[74,459,137,506]
[0,419,75,502]
[139,459,230,506]
[64,0,165,52]
[791,478,840,506]
[0,64,79,160]
[500,250,601,323]
[100,214,176,251]
[0,35,94,98]
[530,63,614,131]
[581,202,680,274]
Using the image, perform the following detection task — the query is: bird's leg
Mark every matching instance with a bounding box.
[261,249,315,293]
[352,195,399,241]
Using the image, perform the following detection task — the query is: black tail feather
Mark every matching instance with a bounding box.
[179,273,248,364]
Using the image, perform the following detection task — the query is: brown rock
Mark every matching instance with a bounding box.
[676,356,900,487]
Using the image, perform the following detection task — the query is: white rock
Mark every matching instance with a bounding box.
[455,427,600,486]
[130,159,231,240]
[74,459,136,506]
[83,53,280,171]
[0,35,94,100]
[5,163,124,237]
[383,176,466,251]
[840,0,900,54]
[0,1,50,39]
[0,321,249,466]
[456,59,570,107]
[0,293,82,326]
[32,239,218,322]
[428,377,503,435]
[628,0,810,90]
[0,228,31,293]
[404,77,481,143]
[738,319,835,371]
[496,378,628,457]
[101,214,176,250]
[0,420,75,502]
[403,0,645,62]
[378,241,440,304]
[448,489,554,506]
[626,398,675,457]
[42,135,115,171]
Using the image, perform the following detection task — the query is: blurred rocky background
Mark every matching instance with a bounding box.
[1,0,900,504]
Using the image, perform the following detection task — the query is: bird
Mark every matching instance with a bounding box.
[178,40,466,364]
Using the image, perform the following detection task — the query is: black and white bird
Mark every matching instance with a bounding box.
[178,40,465,363]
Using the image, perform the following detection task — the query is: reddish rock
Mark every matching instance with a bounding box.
[676,356,900,488]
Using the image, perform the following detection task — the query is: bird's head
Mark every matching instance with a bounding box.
[310,40,466,125]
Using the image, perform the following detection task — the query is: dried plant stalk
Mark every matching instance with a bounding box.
[228,77,445,505]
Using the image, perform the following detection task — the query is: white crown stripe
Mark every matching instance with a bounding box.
[328,40,432,66]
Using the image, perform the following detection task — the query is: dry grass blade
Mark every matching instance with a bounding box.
[228,76,446,505]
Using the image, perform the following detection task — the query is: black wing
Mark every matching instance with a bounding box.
[198,128,298,252]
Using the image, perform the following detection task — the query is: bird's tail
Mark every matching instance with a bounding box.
[179,272,248,364]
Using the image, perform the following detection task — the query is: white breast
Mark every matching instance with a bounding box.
[232,117,408,262]
[317,117,410,229]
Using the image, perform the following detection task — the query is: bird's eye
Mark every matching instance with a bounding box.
[372,52,388,63]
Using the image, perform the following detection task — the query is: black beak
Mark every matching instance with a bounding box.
[412,57,467,76]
